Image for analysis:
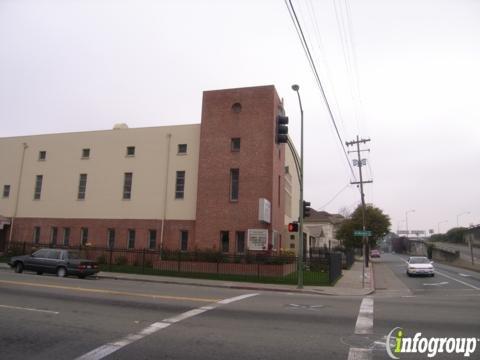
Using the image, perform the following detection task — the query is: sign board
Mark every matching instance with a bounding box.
[354,230,372,237]
[258,198,271,224]
[247,229,268,251]
[411,230,426,235]
[397,230,410,235]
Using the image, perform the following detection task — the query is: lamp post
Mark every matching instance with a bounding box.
[456,211,470,227]
[292,84,304,289]
[405,209,415,234]
[437,220,448,234]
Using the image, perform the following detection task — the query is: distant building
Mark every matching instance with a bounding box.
[0,85,302,254]
[304,209,344,251]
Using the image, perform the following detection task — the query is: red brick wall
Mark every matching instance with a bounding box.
[11,217,195,250]
[195,85,285,251]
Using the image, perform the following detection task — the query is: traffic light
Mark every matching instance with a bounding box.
[288,222,299,232]
[276,115,289,143]
[303,201,311,218]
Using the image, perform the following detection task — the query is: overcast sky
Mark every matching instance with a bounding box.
[1,0,479,233]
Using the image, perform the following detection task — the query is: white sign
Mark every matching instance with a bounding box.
[247,229,268,251]
[258,198,271,224]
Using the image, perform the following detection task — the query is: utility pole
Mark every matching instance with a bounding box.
[346,136,372,280]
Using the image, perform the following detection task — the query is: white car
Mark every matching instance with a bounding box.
[406,256,434,277]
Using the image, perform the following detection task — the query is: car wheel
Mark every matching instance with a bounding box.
[36,271,43,275]
[56,267,67,278]
[14,262,24,273]
[431,274,435,277]
[78,274,86,279]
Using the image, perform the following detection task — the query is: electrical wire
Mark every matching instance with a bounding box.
[285,0,357,181]
[318,183,352,210]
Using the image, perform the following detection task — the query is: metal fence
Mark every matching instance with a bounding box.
[6,242,342,285]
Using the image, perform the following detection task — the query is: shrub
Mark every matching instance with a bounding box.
[96,254,107,265]
[115,256,128,266]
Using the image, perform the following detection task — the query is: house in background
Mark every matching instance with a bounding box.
[304,209,344,252]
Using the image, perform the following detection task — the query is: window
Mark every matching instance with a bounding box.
[123,172,133,199]
[38,151,46,161]
[148,230,157,250]
[175,171,185,199]
[33,226,41,244]
[80,227,88,246]
[236,231,245,254]
[220,231,229,253]
[82,148,90,159]
[34,175,43,200]
[180,230,188,252]
[78,174,87,200]
[33,249,49,258]
[107,229,115,248]
[231,138,241,152]
[50,227,58,245]
[231,102,242,113]
[128,229,135,249]
[46,249,61,259]
[290,243,295,249]
[177,144,187,154]
[126,146,135,156]
[3,185,10,198]
[63,228,70,246]
[230,169,239,201]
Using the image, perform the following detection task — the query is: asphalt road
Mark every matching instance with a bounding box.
[0,255,478,360]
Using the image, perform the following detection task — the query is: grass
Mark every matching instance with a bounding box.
[99,264,331,286]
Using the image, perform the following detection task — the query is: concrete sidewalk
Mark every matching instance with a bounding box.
[0,260,374,296]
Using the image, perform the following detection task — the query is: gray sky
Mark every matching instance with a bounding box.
[1,0,479,233]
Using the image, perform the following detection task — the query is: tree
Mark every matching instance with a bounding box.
[336,204,391,249]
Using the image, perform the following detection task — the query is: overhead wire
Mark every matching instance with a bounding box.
[285,0,357,181]
[318,183,352,210]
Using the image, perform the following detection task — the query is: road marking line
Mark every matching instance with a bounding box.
[459,273,472,277]
[347,347,372,360]
[0,304,59,315]
[75,293,259,360]
[435,270,480,290]
[354,297,374,335]
[0,279,218,303]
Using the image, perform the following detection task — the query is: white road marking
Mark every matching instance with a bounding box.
[347,347,372,360]
[0,304,59,315]
[435,270,480,290]
[459,273,472,277]
[354,297,374,335]
[423,282,448,286]
[75,293,258,360]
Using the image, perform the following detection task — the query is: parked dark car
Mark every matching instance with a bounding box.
[8,248,99,279]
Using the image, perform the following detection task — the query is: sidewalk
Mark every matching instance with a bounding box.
[0,261,374,296]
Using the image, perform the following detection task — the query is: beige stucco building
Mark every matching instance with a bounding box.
[0,86,303,254]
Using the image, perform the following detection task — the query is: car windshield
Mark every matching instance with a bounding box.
[409,257,430,264]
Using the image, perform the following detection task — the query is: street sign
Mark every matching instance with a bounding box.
[354,230,372,237]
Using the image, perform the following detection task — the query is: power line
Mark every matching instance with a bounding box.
[285,0,357,181]
[318,183,352,210]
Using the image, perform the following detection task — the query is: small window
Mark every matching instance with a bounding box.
[180,230,188,252]
[236,231,245,254]
[231,102,242,113]
[63,228,70,246]
[285,166,290,174]
[231,138,241,152]
[290,234,295,240]
[123,172,133,199]
[175,171,185,199]
[3,185,10,198]
[177,144,187,154]
[82,148,90,159]
[128,229,136,249]
[107,228,115,248]
[34,175,43,200]
[230,169,239,201]
[220,231,229,253]
[50,227,58,246]
[148,230,157,250]
[78,174,87,200]
[33,249,49,258]
[290,243,295,249]
[33,226,41,244]
[126,146,135,157]
[46,249,61,259]
[80,227,88,246]
[38,151,46,161]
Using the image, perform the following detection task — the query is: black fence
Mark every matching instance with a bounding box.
[5,242,343,286]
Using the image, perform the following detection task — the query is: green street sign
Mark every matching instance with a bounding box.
[354,230,372,237]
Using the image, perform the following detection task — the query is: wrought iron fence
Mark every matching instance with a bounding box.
[6,242,342,285]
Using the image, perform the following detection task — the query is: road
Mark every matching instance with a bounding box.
[0,254,479,360]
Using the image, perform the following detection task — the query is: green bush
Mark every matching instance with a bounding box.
[115,256,128,266]
[96,254,107,265]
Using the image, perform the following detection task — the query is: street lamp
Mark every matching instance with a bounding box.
[456,211,470,227]
[405,209,415,233]
[291,84,304,289]
[437,220,448,234]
